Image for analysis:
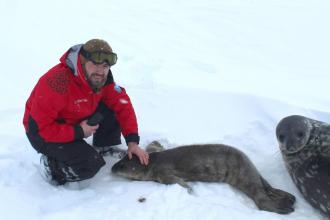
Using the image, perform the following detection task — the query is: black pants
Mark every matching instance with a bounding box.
[27,102,121,184]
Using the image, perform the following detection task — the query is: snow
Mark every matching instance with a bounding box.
[1,0,330,219]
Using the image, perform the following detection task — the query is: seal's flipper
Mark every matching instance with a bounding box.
[257,187,295,214]
[157,174,193,194]
[254,177,295,214]
[146,141,165,153]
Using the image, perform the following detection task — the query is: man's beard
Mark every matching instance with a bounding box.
[85,73,106,92]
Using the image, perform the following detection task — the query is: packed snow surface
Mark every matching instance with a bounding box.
[1,0,330,219]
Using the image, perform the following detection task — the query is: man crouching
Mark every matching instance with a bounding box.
[23,39,149,185]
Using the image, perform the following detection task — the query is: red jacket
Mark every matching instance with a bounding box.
[23,44,139,144]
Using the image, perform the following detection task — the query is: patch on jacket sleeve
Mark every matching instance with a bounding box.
[119,98,128,104]
[46,70,70,94]
[114,84,122,93]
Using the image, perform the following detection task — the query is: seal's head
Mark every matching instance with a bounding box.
[276,115,312,155]
[111,155,149,180]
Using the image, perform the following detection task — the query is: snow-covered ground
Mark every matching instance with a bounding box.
[1,0,330,219]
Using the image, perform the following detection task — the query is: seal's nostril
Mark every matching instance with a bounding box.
[297,132,304,138]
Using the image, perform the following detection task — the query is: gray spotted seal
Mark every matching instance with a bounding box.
[112,142,295,214]
[276,115,330,217]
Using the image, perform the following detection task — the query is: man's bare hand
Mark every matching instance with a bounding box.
[80,120,99,138]
[127,142,149,165]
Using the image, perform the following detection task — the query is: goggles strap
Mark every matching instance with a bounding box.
[80,47,93,60]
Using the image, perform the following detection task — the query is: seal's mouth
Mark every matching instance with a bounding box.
[113,171,142,180]
[281,145,306,155]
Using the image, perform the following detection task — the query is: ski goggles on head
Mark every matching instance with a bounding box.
[80,47,118,66]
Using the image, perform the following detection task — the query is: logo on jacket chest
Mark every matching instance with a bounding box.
[73,98,89,112]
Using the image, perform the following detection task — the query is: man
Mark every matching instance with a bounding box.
[23,39,149,185]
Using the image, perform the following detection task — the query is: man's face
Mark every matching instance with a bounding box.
[84,61,110,91]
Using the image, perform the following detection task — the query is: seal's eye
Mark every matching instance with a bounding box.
[297,132,304,138]
[278,134,285,143]
[119,163,125,169]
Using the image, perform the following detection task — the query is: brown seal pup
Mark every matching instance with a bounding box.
[276,115,330,218]
[112,142,295,214]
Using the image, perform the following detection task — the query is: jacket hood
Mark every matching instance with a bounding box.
[60,44,83,76]
[59,44,95,92]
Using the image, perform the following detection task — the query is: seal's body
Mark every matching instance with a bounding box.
[276,115,330,217]
[112,143,295,214]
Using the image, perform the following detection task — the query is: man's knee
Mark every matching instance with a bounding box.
[64,152,105,182]
[45,140,106,184]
